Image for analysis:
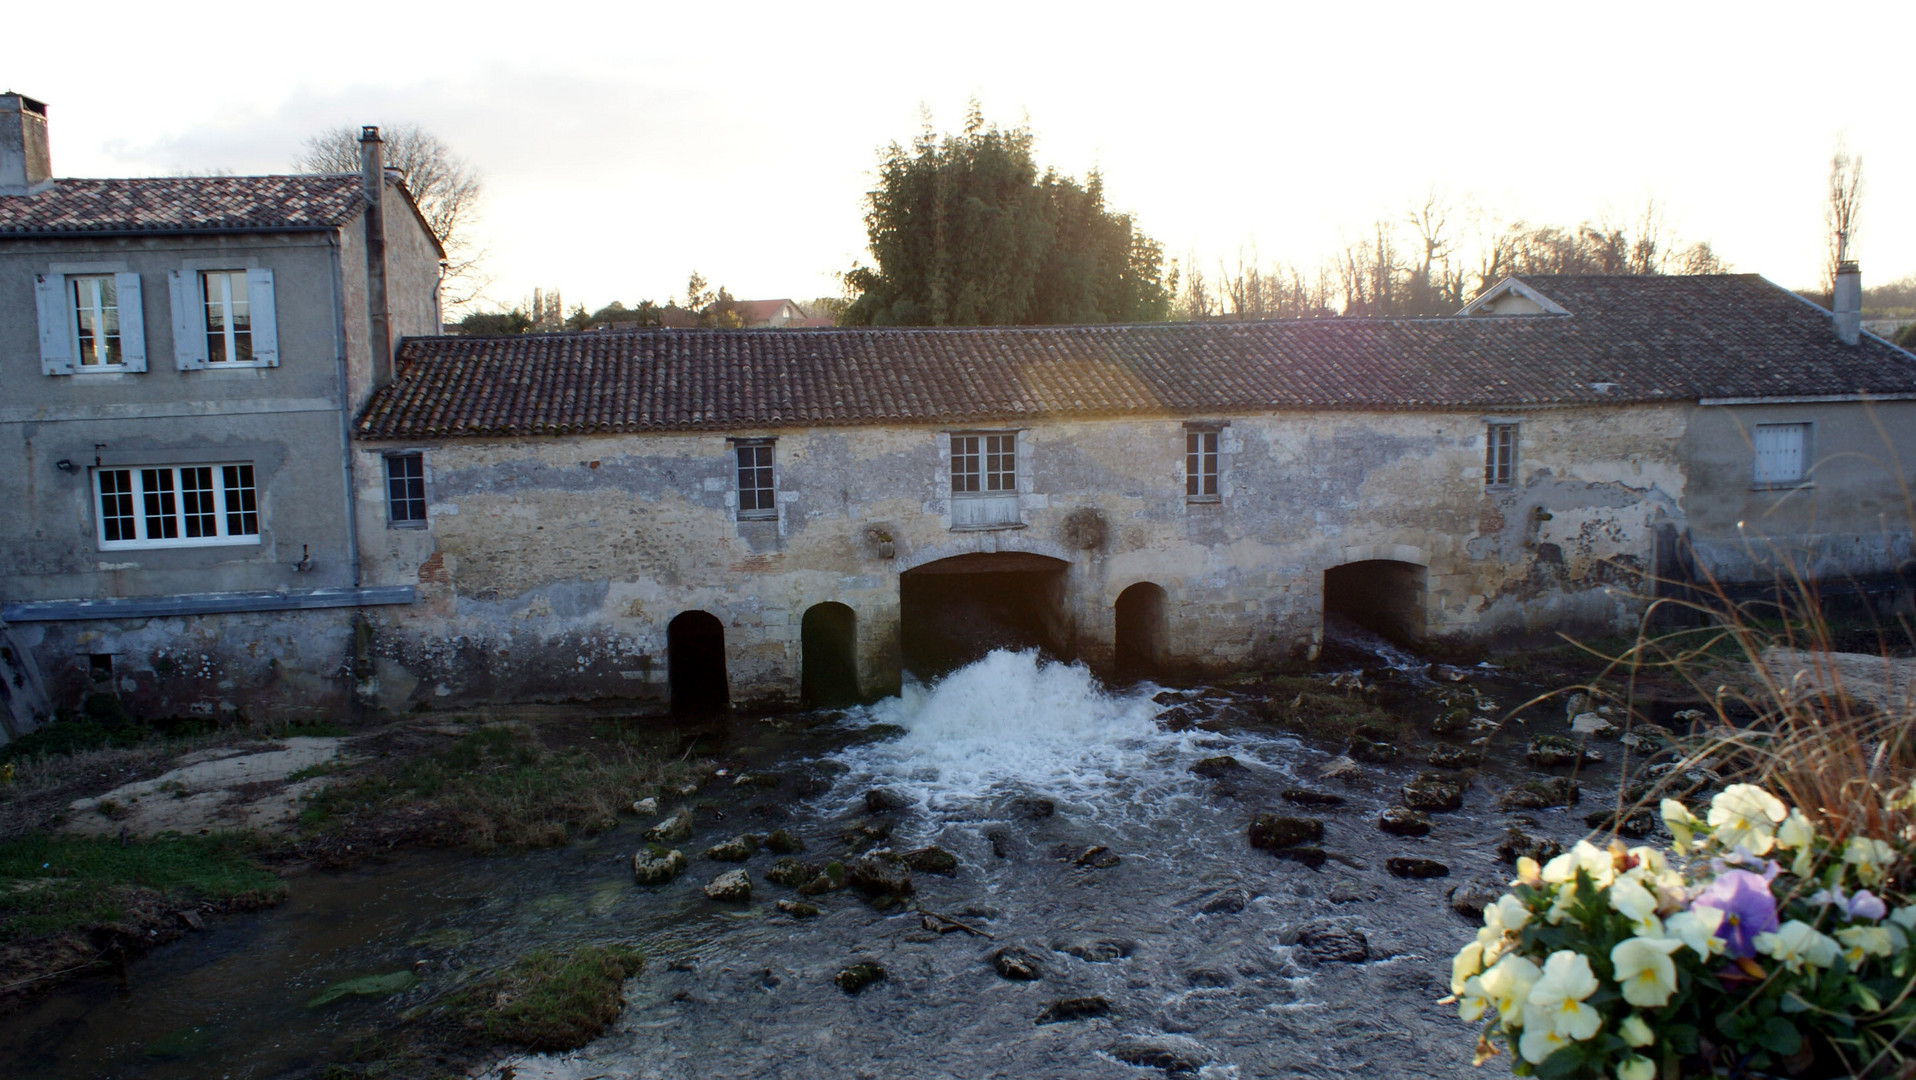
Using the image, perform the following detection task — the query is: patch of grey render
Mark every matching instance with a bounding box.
[1465,468,1678,563]
[432,455,732,508]
[454,577,612,621]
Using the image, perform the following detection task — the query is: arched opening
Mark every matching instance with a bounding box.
[900,552,1071,678]
[801,602,860,707]
[668,611,728,714]
[1322,560,1427,645]
[1113,582,1168,682]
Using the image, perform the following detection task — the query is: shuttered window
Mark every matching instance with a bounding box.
[95,463,261,549]
[1753,424,1809,486]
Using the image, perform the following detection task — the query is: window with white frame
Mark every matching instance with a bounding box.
[1753,423,1809,486]
[95,464,260,549]
[1186,427,1220,500]
[70,275,123,367]
[951,433,1016,494]
[201,271,253,364]
[385,453,427,526]
[735,441,775,520]
[1485,423,1518,486]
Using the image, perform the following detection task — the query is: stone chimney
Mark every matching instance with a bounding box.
[0,92,53,196]
[359,126,392,385]
[1833,261,1861,346]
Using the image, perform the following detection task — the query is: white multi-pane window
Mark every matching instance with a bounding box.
[735,442,775,520]
[70,275,122,367]
[951,433,1016,493]
[1753,423,1809,486]
[95,464,260,549]
[201,271,253,363]
[1485,423,1518,486]
[1186,429,1219,500]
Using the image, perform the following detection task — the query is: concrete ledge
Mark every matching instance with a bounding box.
[1,586,418,622]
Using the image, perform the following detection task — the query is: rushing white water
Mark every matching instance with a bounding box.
[831,649,1256,813]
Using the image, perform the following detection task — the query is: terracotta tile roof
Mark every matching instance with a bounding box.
[0,175,366,235]
[358,275,1916,440]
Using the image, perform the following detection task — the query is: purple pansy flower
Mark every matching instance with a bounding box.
[1690,869,1779,958]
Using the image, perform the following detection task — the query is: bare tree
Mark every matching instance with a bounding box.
[1825,138,1863,289]
[296,124,486,307]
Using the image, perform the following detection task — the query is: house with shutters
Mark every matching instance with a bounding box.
[0,94,442,735]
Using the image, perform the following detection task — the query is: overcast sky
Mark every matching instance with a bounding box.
[12,2,1913,316]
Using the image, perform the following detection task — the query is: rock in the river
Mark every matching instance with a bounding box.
[1430,706,1471,736]
[1291,919,1369,963]
[1057,939,1133,963]
[1496,827,1563,865]
[1527,735,1602,768]
[1036,996,1112,1024]
[795,861,849,896]
[846,855,914,906]
[1328,879,1371,904]
[1428,663,1471,682]
[631,796,659,816]
[1281,787,1345,807]
[986,828,1012,859]
[1190,755,1249,779]
[1320,756,1364,782]
[1448,879,1505,919]
[1269,846,1328,868]
[1570,712,1620,738]
[1378,806,1432,836]
[632,847,688,885]
[702,834,760,862]
[1009,796,1056,820]
[775,899,821,918]
[1348,737,1400,764]
[834,961,886,994]
[703,868,752,901]
[864,788,909,814]
[1427,744,1474,770]
[763,828,805,855]
[1107,1035,1209,1074]
[992,946,1043,980]
[1584,808,1658,838]
[1386,857,1450,879]
[1199,887,1248,914]
[1564,692,1594,718]
[903,845,959,875]
[1248,814,1324,850]
[731,772,781,789]
[1497,777,1581,810]
[1402,774,1465,812]
[643,807,694,843]
[764,856,813,887]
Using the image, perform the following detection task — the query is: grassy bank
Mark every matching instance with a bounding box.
[0,832,283,942]
[443,943,645,1051]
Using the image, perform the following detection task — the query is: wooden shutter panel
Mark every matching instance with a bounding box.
[169,270,209,369]
[34,273,74,375]
[246,268,278,366]
[115,272,147,372]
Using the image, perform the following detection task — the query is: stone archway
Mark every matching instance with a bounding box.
[1322,560,1428,644]
[1113,582,1168,682]
[801,602,860,706]
[899,552,1071,677]
[668,610,728,714]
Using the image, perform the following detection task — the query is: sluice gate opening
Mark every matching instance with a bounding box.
[801,602,860,707]
[1113,582,1168,682]
[900,552,1071,678]
[1322,559,1427,645]
[668,610,729,714]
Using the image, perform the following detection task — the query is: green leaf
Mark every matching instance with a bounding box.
[1757,1016,1802,1056]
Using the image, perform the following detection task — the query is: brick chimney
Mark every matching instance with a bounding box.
[0,92,53,196]
[1833,261,1861,346]
[359,126,392,385]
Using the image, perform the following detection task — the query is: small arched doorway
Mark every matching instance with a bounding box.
[668,610,728,714]
[1113,582,1168,682]
[801,602,860,706]
[1322,560,1427,644]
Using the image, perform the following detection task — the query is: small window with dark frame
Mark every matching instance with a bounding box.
[736,442,776,519]
[1186,429,1219,499]
[1485,423,1518,486]
[385,453,427,525]
[952,433,1015,494]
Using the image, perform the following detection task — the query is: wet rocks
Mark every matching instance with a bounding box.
[632,847,689,885]
[1527,735,1602,768]
[764,856,813,887]
[1267,846,1327,868]
[631,796,659,816]
[795,861,849,897]
[1426,744,1475,770]
[1198,887,1248,914]
[1057,938,1133,963]
[1496,826,1563,865]
[1050,843,1121,869]
[847,855,914,907]
[1497,777,1581,810]
[703,868,752,902]
[1009,796,1056,820]
[731,771,781,789]
[1428,663,1471,682]
[1290,919,1369,963]
[763,828,805,855]
[775,899,821,918]
[903,845,959,875]
[1449,878,1506,919]
[1386,857,1450,879]
[1248,814,1323,851]
[1347,736,1400,764]
[1190,755,1249,779]
[1378,806,1431,837]
[992,946,1043,980]
[1430,706,1471,736]
[701,834,760,862]
[1570,712,1620,739]
[1320,756,1364,782]
[1401,773,1465,812]
[1107,1035,1209,1074]
[1584,808,1658,839]
[986,828,1011,859]
[834,961,886,994]
[1036,996,1111,1024]
[1281,788,1345,807]
[864,788,910,814]
[1328,879,1371,904]
[643,807,694,844]
[840,819,893,853]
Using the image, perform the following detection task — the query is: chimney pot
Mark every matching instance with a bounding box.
[1834,261,1862,347]
[0,92,53,196]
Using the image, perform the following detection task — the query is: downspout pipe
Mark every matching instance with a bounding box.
[328,231,363,589]
[359,126,392,386]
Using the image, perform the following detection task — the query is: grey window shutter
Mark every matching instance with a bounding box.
[115,272,147,372]
[169,270,208,369]
[246,267,278,366]
[34,273,74,375]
